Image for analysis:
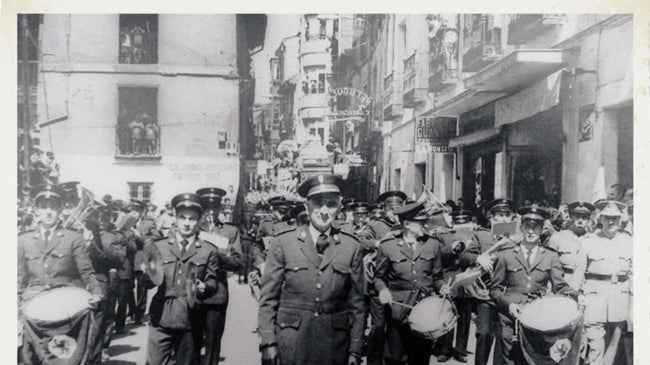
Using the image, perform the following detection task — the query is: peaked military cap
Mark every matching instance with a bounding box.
[267,196,286,205]
[341,198,358,208]
[129,199,148,212]
[32,183,62,202]
[567,201,596,215]
[297,174,344,198]
[451,210,473,224]
[368,203,382,213]
[486,198,515,213]
[197,187,226,209]
[344,201,358,212]
[271,200,291,212]
[595,200,626,217]
[290,204,307,219]
[376,190,407,204]
[517,205,550,222]
[171,193,203,212]
[112,199,130,212]
[57,181,80,205]
[395,201,428,222]
[352,202,369,214]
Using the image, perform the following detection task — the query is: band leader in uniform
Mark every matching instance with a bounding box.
[257,174,365,365]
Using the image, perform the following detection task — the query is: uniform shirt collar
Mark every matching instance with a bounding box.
[175,232,196,250]
[308,223,331,245]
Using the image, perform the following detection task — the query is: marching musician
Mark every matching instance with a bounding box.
[195,187,243,365]
[460,198,517,365]
[435,209,479,363]
[338,202,377,253]
[546,201,593,291]
[579,200,633,365]
[130,199,161,324]
[489,206,577,365]
[374,201,450,365]
[258,174,365,365]
[84,205,128,365]
[366,190,406,365]
[18,183,103,364]
[144,193,220,365]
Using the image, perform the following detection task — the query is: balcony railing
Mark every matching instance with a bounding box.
[507,14,565,44]
[383,72,402,120]
[403,52,417,93]
[428,52,458,91]
[115,124,161,159]
[462,15,503,72]
[402,52,427,108]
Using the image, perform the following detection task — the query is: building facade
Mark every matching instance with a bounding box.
[35,14,264,206]
[333,14,632,207]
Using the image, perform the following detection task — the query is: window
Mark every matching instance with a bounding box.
[119,14,158,64]
[117,87,159,157]
[302,66,328,94]
[128,182,153,203]
[394,168,401,191]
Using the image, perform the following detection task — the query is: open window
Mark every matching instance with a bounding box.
[116,87,159,158]
[119,14,158,64]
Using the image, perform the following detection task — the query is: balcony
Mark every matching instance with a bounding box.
[462,16,503,72]
[507,14,565,44]
[428,52,458,92]
[300,92,328,110]
[383,72,403,120]
[402,52,428,108]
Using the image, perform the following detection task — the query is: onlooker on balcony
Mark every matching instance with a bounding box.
[128,114,145,155]
[143,115,159,155]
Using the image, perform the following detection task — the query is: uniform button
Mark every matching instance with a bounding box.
[316,283,322,289]
[413,279,418,283]
[412,261,416,265]
[318,271,323,276]
[280,322,286,327]
[527,284,531,288]
[178,280,182,284]
[294,266,300,271]
[315,297,321,302]
[314,312,320,318]
[412,270,417,275]
[43,264,48,268]
[179,270,182,274]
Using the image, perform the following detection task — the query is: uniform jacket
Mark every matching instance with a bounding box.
[459,227,494,268]
[86,230,127,280]
[18,226,102,301]
[546,229,587,291]
[579,230,632,324]
[368,217,398,241]
[198,222,243,305]
[489,241,576,315]
[374,231,445,321]
[118,218,162,280]
[338,221,377,253]
[435,227,479,276]
[146,234,220,330]
[258,224,365,365]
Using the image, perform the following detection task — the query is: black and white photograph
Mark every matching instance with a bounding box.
[12,8,644,365]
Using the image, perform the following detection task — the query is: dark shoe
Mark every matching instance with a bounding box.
[454,353,467,363]
[437,354,450,362]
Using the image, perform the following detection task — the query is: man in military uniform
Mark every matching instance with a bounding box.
[195,187,243,365]
[490,206,577,365]
[258,174,365,365]
[546,201,593,290]
[580,200,632,365]
[374,201,450,365]
[366,191,406,365]
[18,184,103,364]
[85,205,128,365]
[131,199,161,324]
[460,198,516,365]
[144,193,220,365]
[369,203,384,221]
[435,210,478,363]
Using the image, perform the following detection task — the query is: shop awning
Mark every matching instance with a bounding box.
[429,89,508,118]
[449,128,501,148]
[495,70,563,127]
[464,49,570,92]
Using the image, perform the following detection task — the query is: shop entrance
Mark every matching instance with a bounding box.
[462,139,501,208]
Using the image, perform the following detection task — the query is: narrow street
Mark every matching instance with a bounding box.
[104,275,484,365]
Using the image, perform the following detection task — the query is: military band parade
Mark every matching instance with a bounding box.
[16,174,633,365]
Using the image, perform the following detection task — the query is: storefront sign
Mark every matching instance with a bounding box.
[415,117,456,152]
[327,87,372,121]
[578,104,595,142]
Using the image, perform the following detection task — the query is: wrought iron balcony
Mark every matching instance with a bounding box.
[462,15,503,72]
[428,52,458,91]
[383,72,402,120]
[507,14,564,44]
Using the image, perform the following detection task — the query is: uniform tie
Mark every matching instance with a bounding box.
[181,239,189,256]
[316,233,329,255]
[44,230,51,246]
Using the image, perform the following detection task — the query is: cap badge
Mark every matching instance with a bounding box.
[318,175,324,183]
[184,194,190,199]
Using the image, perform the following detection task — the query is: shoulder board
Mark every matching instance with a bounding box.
[273,226,297,237]
[336,229,360,242]
[496,240,518,252]
[476,227,490,232]
[542,245,558,253]
[619,229,632,236]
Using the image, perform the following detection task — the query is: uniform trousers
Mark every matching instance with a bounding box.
[147,325,198,365]
[115,279,134,332]
[437,297,471,357]
[135,271,148,322]
[367,296,387,365]
[194,304,228,365]
[497,313,526,365]
[474,300,501,365]
[88,291,117,364]
[384,316,431,365]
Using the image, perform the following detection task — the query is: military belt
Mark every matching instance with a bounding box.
[279,301,346,314]
[585,273,629,283]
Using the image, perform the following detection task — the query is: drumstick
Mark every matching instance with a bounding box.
[391,301,415,309]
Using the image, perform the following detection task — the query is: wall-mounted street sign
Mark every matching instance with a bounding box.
[415,116,457,153]
[326,87,372,122]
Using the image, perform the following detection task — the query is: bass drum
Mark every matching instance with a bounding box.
[408,296,457,341]
[518,296,583,365]
[22,286,92,326]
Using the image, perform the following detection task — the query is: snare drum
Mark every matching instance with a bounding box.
[408,296,457,341]
[21,287,94,362]
[518,296,583,365]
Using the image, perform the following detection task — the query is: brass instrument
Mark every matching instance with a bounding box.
[63,186,105,231]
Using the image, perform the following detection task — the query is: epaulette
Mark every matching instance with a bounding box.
[496,240,518,252]
[476,227,490,232]
[543,245,558,253]
[273,226,297,237]
[18,228,35,235]
[336,229,360,242]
